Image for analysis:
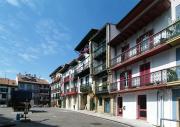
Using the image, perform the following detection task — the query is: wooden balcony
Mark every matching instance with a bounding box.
[111,20,180,70]
[109,66,180,93]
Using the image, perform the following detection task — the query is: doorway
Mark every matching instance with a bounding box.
[137,95,147,120]
[117,97,123,116]
[104,98,110,113]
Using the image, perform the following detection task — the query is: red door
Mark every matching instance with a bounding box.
[140,63,150,86]
[137,95,147,120]
[117,97,123,116]
[121,44,129,62]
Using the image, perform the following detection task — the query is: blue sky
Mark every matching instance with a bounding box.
[0,0,139,81]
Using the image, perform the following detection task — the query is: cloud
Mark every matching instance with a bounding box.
[6,0,19,6]
[18,53,38,62]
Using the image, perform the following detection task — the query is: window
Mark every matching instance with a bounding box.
[80,78,83,85]
[85,76,89,85]
[0,88,8,92]
[2,94,7,99]
[99,97,102,106]
[176,47,180,61]
[19,84,25,89]
[176,5,180,19]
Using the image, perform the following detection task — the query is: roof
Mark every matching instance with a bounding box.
[17,74,49,85]
[59,64,69,73]
[109,0,170,46]
[69,59,78,67]
[49,65,63,77]
[90,24,107,42]
[75,29,98,51]
[0,78,17,87]
[116,0,154,29]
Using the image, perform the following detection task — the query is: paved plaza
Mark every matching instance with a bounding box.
[0,108,129,127]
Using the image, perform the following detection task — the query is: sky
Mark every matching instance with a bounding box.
[0,0,139,81]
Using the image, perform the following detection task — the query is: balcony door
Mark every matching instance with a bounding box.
[140,63,150,86]
[136,30,153,54]
[120,70,132,90]
[121,44,129,62]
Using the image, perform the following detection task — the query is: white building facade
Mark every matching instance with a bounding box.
[108,0,180,127]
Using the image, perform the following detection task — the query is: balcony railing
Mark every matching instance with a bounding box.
[110,66,180,92]
[95,82,108,94]
[93,63,106,75]
[109,82,118,92]
[80,84,92,93]
[93,44,106,58]
[74,61,89,75]
[111,20,180,67]
[70,87,78,93]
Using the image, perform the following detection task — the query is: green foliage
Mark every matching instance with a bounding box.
[167,69,178,82]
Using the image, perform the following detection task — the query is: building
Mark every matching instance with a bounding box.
[108,0,180,127]
[0,78,17,107]
[74,29,98,110]
[89,24,118,114]
[60,62,79,110]
[49,0,180,126]
[17,74,51,107]
[49,65,63,107]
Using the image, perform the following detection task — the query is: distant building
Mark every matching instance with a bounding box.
[16,74,50,107]
[49,66,63,107]
[0,78,17,107]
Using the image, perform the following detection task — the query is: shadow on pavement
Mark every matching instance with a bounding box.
[30,110,47,113]
[0,114,59,127]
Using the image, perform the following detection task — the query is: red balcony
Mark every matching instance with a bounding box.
[66,87,78,96]
[111,20,180,70]
[109,66,180,93]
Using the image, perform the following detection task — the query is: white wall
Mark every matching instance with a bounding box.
[111,7,171,58]
[121,93,137,119]
[117,89,173,127]
[114,46,178,83]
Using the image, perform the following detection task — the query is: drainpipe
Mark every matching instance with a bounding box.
[157,90,159,126]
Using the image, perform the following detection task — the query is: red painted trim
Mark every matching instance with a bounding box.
[112,43,170,71]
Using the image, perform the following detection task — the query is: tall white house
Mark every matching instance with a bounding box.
[108,0,180,127]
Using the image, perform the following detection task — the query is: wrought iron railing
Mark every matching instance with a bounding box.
[110,66,180,91]
[95,82,108,94]
[74,60,89,75]
[93,44,106,58]
[80,84,92,93]
[93,63,106,75]
[111,20,180,66]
